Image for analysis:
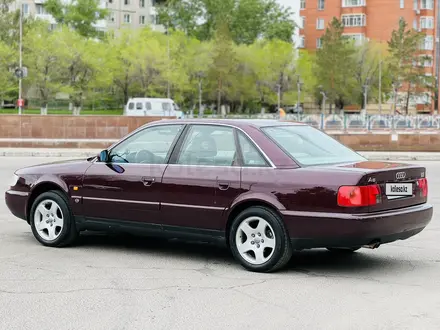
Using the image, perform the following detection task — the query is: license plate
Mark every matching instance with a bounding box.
[385,183,413,196]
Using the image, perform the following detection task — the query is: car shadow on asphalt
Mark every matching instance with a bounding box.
[73,232,409,275]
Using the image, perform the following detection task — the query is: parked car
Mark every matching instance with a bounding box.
[125,97,184,118]
[5,119,433,272]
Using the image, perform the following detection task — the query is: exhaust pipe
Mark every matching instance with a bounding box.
[363,241,381,249]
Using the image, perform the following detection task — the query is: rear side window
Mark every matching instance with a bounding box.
[146,102,152,110]
[136,102,143,110]
[237,132,268,167]
[128,102,134,110]
[261,125,365,166]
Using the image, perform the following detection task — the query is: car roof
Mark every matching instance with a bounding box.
[150,118,306,129]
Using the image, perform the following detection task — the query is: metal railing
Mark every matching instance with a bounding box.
[191,113,440,132]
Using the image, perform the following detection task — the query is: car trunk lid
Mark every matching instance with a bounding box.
[337,161,428,212]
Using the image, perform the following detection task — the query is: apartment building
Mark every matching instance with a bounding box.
[299,0,439,112]
[10,0,165,33]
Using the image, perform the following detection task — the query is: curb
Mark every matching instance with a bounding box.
[0,149,440,161]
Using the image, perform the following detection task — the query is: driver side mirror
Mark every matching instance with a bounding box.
[98,150,109,163]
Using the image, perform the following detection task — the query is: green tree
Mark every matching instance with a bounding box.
[388,18,428,114]
[158,0,296,44]
[57,27,112,114]
[107,29,139,104]
[44,0,108,38]
[208,22,237,114]
[314,17,357,111]
[24,23,71,114]
[0,41,17,105]
[177,37,213,114]
[133,28,168,98]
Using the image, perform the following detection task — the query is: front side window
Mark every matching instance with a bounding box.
[261,125,365,166]
[238,132,268,167]
[109,125,184,164]
[177,125,237,166]
[162,102,171,111]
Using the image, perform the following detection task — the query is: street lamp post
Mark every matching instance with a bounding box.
[166,26,171,99]
[296,75,303,111]
[277,84,281,111]
[18,2,23,115]
[320,91,327,114]
[363,82,370,114]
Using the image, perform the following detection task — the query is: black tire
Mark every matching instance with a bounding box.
[326,247,361,253]
[229,206,292,273]
[29,190,78,247]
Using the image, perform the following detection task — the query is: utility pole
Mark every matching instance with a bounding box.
[277,84,281,110]
[18,2,23,115]
[320,91,327,114]
[166,26,170,99]
[378,59,382,115]
[296,75,302,111]
[198,79,202,116]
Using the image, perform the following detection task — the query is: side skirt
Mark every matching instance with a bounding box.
[75,216,227,246]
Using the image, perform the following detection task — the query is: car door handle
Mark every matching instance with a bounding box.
[218,182,230,191]
[142,177,155,187]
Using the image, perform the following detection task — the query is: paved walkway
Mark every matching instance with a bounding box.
[0,148,439,161]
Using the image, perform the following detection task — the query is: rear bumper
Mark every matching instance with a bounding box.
[5,190,29,221]
[281,203,433,250]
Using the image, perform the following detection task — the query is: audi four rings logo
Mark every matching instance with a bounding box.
[396,172,406,180]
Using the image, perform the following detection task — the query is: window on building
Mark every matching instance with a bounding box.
[421,36,434,50]
[299,36,305,48]
[316,18,325,30]
[139,0,145,7]
[420,17,434,29]
[400,0,404,8]
[124,14,131,23]
[109,11,115,22]
[36,4,48,15]
[318,0,325,10]
[413,0,418,9]
[421,0,434,9]
[342,0,365,7]
[342,14,366,27]
[300,0,306,9]
[413,18,418,29]
[343,33,366,45]
[139,15,146,25]
[21,3,29,15]
[124,0,130,5]
[300,16,305,29]
[316,38,322,49]
[423,56,433,67]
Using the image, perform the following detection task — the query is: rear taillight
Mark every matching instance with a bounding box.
[418,178,428,197]
[337,185,382,207]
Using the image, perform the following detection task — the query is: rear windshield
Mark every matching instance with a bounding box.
[261,125,365,166]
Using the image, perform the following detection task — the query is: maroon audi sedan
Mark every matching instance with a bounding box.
[5,119,433,272]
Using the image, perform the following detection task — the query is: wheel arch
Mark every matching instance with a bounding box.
[225,195,286,247]
[26,180,69,222]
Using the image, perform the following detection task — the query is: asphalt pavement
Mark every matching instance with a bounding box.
[0,157,439,330]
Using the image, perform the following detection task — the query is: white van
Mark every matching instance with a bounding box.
[125,98,184,118]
